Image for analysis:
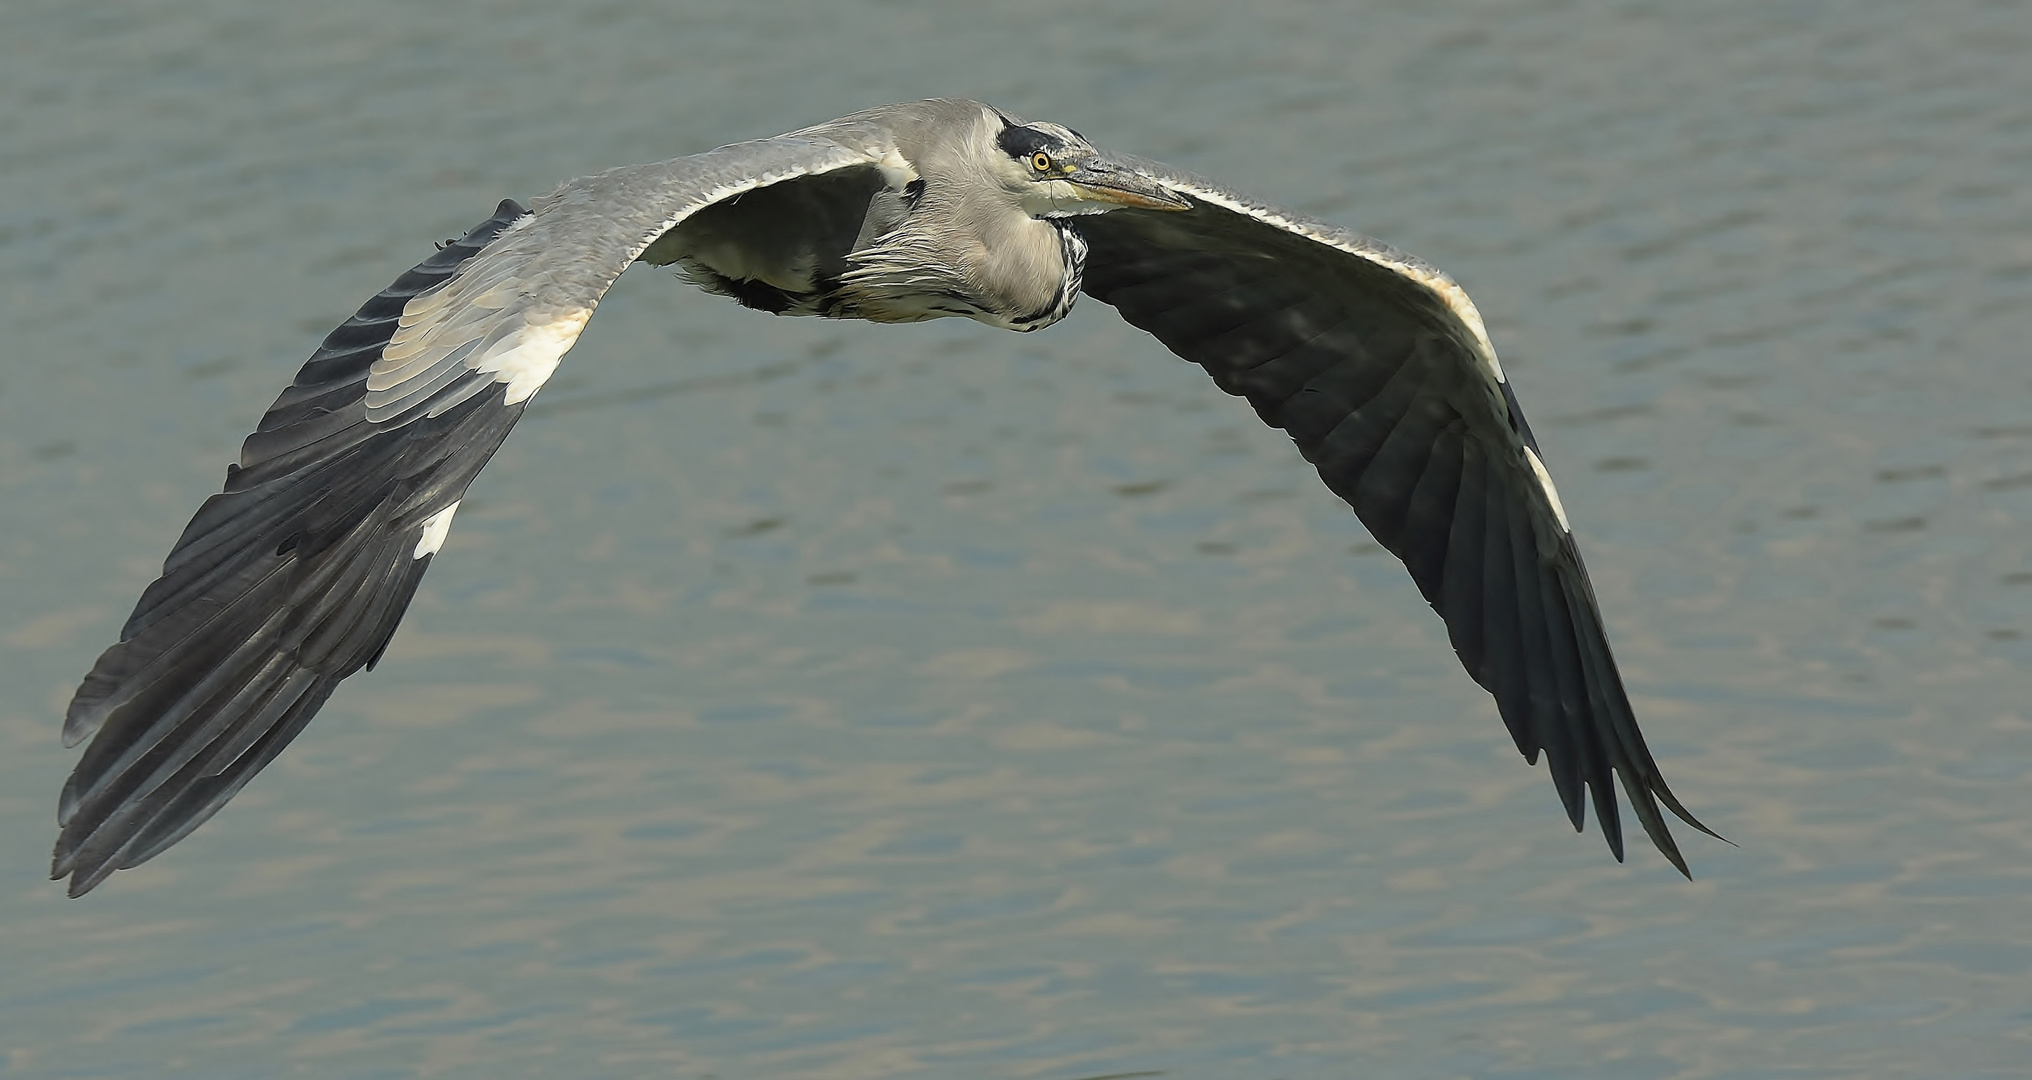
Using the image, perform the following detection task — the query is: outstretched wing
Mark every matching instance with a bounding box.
[1071,157,1717,874]
[54,134,889,896]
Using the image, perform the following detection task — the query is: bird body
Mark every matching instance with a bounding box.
[653,101,1105,328]
[53,99,1715,896]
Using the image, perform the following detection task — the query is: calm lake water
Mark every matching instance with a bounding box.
[3,1,2030,1076]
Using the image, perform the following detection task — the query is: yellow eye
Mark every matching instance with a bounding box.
[1030,151,1053,173]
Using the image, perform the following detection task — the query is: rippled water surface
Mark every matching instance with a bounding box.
[4,1,2031,1076]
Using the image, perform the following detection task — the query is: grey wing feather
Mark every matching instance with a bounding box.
[364,134,888,421]
[1071,159,1718,874]
[54,133,891,896]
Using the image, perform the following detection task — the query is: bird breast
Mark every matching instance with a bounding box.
[838,204,1083,331]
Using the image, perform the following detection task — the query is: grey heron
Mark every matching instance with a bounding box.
[53,99,1717,897]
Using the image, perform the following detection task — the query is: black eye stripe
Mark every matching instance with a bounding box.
[996,124,1056,161]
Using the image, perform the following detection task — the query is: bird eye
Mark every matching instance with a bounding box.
[1030,152,1053,173]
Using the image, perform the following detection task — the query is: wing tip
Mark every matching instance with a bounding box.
[1626,773,1729,880]
[51,839,109,898]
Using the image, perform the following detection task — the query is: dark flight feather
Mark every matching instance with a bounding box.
[54,202,530,896]
[1075,187,1717,875]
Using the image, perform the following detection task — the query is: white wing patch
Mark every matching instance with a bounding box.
[362,137,886,426]
[414,500,462,559]
[472,310,590,405]
[1523,448,1571,533]
[1480,350,1507,385]
[874,149,919,189]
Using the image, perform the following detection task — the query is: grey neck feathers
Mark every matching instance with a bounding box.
[837,173,1082,330]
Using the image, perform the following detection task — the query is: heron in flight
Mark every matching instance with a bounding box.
[53,99,1717,896]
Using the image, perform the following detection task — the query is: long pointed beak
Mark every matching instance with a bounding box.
[1063,159,1192,211]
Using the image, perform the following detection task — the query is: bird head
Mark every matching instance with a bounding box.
[990,117,1192,219]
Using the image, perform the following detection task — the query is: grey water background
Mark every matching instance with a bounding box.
[2,0,2029,1075]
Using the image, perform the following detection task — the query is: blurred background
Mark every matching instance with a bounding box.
[2,1,2029,1076]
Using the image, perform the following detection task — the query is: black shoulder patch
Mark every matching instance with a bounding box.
[996,124,1055,160]
[903,177,926,210]
[722,277,797,314]
[1497,379,1541,450]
